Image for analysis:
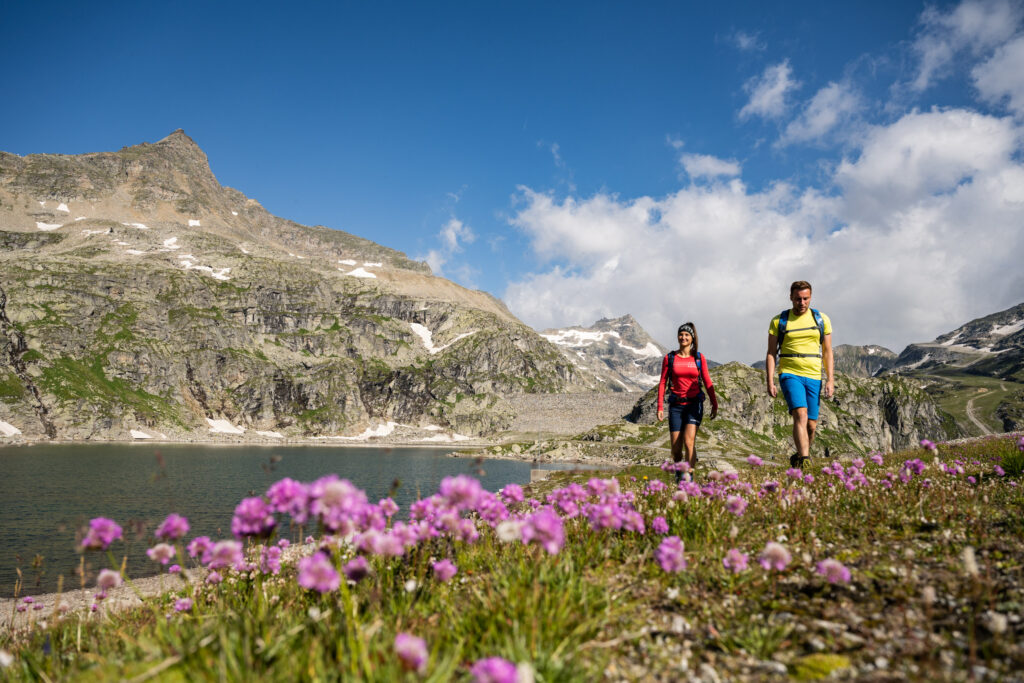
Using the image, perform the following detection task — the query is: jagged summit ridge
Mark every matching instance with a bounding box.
[541,314,666,391]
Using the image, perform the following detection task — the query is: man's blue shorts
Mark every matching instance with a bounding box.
[667,394,704,432]
[779,373,822,420]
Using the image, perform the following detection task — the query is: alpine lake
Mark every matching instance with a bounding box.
[0,442,600,598]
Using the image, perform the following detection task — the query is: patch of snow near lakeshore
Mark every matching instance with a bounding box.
[541,329,620,346]
[188,219,201,227]
[36,222,62,231]
[124,249,146,255]
[363,262,383,267]
[231,211,238,216]
[130,429,153,439]
[56,203,70,212]
[422,425,444,431]
[345,267,377,278]
[207,418,245,434]
[82,228,109,236]
[256,430,284,438]
[75,216,88,221]
[38,200,45,207]
[162,237,179,250]
[317,422,400,441]
[619,341,662,358]
[122,222,149,230]
[418,433,472,442]
[339,259,357,265]
[992,320,1024,337]
[0,421,22,437]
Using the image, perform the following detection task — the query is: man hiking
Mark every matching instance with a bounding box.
[765,281,834,468]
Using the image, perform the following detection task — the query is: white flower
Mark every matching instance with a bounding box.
[404,579,418,593]
[496,520,522,543]
[961,546,979,577]
[0,650,13,667]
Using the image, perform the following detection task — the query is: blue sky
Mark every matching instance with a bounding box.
[3,0,1024,362]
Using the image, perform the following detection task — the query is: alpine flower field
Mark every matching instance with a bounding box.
[2,435,1024,681]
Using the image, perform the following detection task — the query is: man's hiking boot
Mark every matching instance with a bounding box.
[790,453,806,469]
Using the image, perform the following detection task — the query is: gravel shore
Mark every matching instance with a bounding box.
[503,392,641,437]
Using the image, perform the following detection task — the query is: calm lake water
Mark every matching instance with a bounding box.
[0,443,598,598]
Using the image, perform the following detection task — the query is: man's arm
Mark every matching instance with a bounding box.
[822,333,834,398]
[765,334,778,397]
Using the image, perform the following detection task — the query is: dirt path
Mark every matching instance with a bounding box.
[965,389,994,435]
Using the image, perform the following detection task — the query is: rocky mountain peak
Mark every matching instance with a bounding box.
[541,315,666,392]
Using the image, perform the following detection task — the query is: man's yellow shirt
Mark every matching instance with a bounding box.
[769,309,832,380]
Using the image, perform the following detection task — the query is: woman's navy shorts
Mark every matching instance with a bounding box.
[668,394,704,432]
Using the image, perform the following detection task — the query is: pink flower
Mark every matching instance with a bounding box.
[520,508,564,555]
[656,536,687,573]
[725,495,748,517]
[266,478,310,524]
[231,497,276,539]
[96,568,122,591]
[155,513,190,541]
[173,597,193,612]
[206,540,244,570]
[920,439,937,453]
[722,548,749,574]
[499,483,524,504]
[651,516,669,535]
[815,558,851,584]
[758,542,791,571]
[870,453,884,466]
[260,546,282,575]
[378,497,399,517]
[470,656,517,683]
[394,632,428,673]
[168,564,181,574]
[187,536,213,558]
[81,518,122,550]
[746,455,764,467]
[297,552,340,593]
[147,543,176,565]
[785,468,803,480]
[343,556,370,583]
[205,571,222,585]
[432,559,458,582]
[439,475,483,510]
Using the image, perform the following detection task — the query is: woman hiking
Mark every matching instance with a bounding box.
[657,322,718,483]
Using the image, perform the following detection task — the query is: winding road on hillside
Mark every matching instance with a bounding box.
[965,389,994,435]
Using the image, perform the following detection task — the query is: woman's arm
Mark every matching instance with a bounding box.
[707,385,719,420]
[656,355,669,421]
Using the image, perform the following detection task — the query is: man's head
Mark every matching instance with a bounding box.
[789,280,812,314]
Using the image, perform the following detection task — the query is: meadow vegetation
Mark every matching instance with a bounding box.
[2,435,1023,681]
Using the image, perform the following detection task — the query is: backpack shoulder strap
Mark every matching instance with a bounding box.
[811,309,825,345]
[666,351,676,391]
[695,352,704,390]
[777,309,790,350]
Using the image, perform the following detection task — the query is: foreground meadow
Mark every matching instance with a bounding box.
[2,435,1024,681]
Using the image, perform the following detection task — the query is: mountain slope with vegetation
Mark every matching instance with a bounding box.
[0,132,594,440]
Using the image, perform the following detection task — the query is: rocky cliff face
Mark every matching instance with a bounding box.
[629,362,960,455]
[0,132,592,440]
[833,344,897,377]
[540,315,666,392]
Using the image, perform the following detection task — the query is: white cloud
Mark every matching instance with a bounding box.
[421,217,475,276]
[910,0,1023,91]
[680,153,742,178]
[739,60,800,120]
[973,34,1024,115]
[835,108,1019,222]
[779,82,862,146]
[732,29,765,52]
[505,108,1024,364]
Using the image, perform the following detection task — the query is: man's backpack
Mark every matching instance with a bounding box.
[666,350,705,402]
[777,308,825,359]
